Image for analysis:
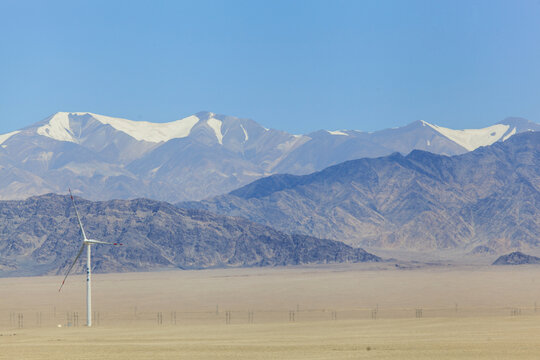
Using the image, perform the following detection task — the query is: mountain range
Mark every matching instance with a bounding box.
[182,132,540,254]
[0,194,379,277]
[0,111,537,202]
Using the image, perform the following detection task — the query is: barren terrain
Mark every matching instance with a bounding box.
[2,263,540,359]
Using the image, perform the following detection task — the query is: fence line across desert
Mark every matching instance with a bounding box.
[2,304,538,330]
[3,264,540,331]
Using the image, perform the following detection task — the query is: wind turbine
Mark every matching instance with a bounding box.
[58,189,123,327]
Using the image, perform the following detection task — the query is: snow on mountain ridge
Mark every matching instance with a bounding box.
[206,117,223,144]
[420,120,511,151]
[90,113,200,143]
[327,130,349,136]
[34,112,240,144]
[37,112,76,143]
[240,125,249,141]
[502,127,517,141]
[0,130,21,146]
[19,111,536,151]
[36,112,202,143]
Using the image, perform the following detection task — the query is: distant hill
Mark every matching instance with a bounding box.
[182,132,540,253]
[493,252,540,265]
[0,194,380,277]
[0,111,537,202]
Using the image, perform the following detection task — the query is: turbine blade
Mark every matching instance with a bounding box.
[88,240,123,245]
[58,243,85,292]
[69,188,87,240]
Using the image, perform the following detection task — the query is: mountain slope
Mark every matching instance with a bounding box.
[0,194,380,277]
[493,252,540,265]
[182,132,540,253]
[0,112,537,202]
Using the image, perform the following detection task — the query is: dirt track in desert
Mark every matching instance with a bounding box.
[2,263,540,359]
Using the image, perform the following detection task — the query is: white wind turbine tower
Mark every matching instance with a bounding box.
[58,189,123,327]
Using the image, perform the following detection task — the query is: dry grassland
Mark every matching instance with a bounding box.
[2,263,540,359]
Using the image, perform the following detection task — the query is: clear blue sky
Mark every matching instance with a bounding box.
[1,0,539,134]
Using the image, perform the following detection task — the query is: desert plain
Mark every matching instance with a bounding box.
[2,262,540,359]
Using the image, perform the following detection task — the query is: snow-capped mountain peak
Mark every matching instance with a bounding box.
[37,112,76,143]
[36,112,203,143]
[34,112,234,144]
[90,113,200,143]
[420,120,511,151]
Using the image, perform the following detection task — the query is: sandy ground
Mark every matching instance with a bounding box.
[2,263,540,359]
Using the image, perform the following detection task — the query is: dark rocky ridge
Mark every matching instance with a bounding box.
[182,132,540,252]
[493,252,540,265]
[0,194,380,277]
